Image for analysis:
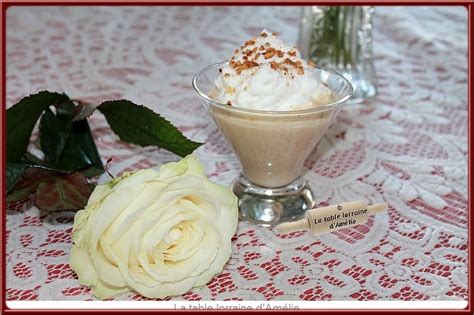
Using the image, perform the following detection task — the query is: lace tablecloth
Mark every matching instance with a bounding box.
[6,6,468,301]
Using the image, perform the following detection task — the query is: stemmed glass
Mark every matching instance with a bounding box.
[193,62,353,226]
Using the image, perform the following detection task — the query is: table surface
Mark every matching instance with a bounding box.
[6,6,468,301]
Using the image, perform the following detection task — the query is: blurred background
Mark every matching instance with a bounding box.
[7,6,467,108]
[6,6,468,302]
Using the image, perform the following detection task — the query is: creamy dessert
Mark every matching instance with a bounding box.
[212,30,333,111]
[204,30,339,188]
[208,105,334,187]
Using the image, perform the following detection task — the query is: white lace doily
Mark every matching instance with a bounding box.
[6,6,467,301]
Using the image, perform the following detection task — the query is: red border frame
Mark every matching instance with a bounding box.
[0,1,471,314]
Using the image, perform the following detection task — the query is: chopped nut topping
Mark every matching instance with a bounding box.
[226,101,232,106]
[308,60,316,67]
[264,51,276,59]
[234,59,259,74]
[244,39,256,46]
[234,49,239,54]
[228,31,306,77]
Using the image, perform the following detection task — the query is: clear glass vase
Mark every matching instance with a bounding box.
[298,6,377,103]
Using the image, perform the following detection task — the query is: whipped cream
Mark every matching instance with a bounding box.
[212,30,333,111]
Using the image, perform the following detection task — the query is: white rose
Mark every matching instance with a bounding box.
[69,155,238,299]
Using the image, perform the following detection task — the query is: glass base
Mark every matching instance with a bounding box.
[232,175,316,227]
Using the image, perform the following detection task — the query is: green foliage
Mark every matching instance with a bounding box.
[6,91,203,211]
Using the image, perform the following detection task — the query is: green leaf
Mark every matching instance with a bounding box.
[88,183,97,192]
[54,119,104,176]
[6,163,29,193]
[39,106,104,177]
[55,100,76,121]
[98,100,203,157]
[7,91,70,163]
[35,172,92,211]
[22,152,48,166]
[6,165,67,202]
[39,108,71,166]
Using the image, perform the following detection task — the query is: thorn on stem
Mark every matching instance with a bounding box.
[105,157,116,178]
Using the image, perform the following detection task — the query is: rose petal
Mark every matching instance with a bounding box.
[70,245,98,287]
[94,238,127,288]
[104,181,168,242]
[87,188,139,246]
[156,155,205,180]
[87,184,112,206]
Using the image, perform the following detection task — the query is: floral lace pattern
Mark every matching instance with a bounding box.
[6,6,467,301]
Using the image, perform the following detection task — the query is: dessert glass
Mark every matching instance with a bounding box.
[193,62,353,227]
